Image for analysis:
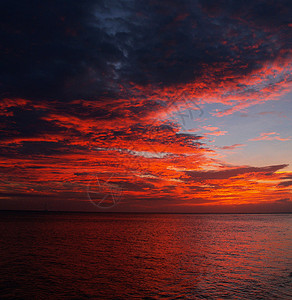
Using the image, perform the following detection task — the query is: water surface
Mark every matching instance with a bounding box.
[0,212,291,299]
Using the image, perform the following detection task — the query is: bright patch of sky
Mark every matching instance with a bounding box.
[173,90,292,171]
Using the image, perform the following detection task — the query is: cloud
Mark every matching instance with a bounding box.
[185,164,288,181]
[202,126,219,131]
[278,181,292,187]
[1,0,291,103]
[274,198,291,203]
[220,144,246,150]
[0,1,292,211]
[205,130,228,136]
[250,132,291,141]
[0,192,50,198]
[281,174,292,180]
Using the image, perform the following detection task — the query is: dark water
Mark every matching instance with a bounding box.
[0,213,291,299]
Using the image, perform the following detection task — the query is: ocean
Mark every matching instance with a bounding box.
[0,212,291,299]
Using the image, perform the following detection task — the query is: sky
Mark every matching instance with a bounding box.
[0,0,292,213]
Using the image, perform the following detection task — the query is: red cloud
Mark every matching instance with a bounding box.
[1,92,292,213]
[1,39,292,213]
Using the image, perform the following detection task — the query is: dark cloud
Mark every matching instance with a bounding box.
[278,180,292,187]
[0,105,61,140]
[93,123,203,151]
[0,191,53,198]
[1,0,291,158]
[200,0,292,28]
[281,174,292,180]
[18,141,78,156]
[1,0,291,102]
[0,0,123,101]
[275,198,291,203]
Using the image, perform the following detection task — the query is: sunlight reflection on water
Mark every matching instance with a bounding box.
[0,213,291,299]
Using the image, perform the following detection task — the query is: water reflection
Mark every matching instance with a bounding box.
[0,213,291,299]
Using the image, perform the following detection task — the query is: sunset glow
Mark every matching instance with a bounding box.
[1,0,292,212]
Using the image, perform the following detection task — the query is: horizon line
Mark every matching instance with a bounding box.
[0,209,291,215]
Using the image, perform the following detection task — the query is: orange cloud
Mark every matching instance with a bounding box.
[202,126,219,131]
[250,132,291,141]
[205,130,228,136]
